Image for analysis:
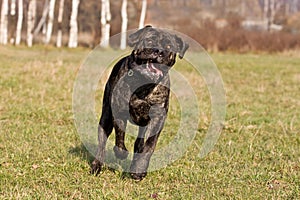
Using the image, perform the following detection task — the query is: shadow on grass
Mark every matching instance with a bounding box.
[68,143,133,179]
[69,143,95,164]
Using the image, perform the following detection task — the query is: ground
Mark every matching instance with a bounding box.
[0,46,299,199]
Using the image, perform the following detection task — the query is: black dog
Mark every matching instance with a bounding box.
[91,25,188,180]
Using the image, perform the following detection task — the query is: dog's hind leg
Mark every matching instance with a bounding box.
[113,118,129,159]
[90,105,113,175]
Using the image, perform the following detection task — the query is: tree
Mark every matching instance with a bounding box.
[270,0,275,26]
[10,0,16,16]
[0,0,9,45]
[100,0,111,47]
[9,0,17,44]
[33,0,49,40]
[45,0,56,44]
[68,0,80,48]
[42,0,49,35]
[15,0,23,45]
[57,0,65,47]
[120,0,128,50]
[27,0,37,47]
[263,0,269,30]
[139,0,147,29]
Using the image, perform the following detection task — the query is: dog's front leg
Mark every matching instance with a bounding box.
[113,118,129,160]
[130,116,166,180]
[91,105,113,175]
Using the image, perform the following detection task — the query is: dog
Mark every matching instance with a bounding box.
[91,25,189,180]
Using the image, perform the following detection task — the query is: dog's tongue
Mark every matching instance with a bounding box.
[146,62,163,77]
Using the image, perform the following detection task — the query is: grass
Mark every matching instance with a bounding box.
[0,45,299,199]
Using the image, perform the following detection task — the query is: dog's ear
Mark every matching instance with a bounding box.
[128,25,152,48]
[175,35,189,59]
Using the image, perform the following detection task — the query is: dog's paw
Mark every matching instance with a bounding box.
[113,146,129,160]
[90,159,102,176]
[130,172,147,181]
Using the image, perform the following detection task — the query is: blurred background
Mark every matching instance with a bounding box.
[0,0,300,52]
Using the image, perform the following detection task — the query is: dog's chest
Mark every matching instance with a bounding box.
[144,85,169,104]
[128,84,169,125]
[131,83,169,104]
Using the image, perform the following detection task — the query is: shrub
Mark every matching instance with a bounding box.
[179,19,300,53]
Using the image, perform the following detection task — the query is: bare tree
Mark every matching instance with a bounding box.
[120,0,127,50]
[263,0,282,31]
[264,0,269,30]
[27,0,37,47]
[33,0,49,39]
[10,0,16,16]
[100,0,111,47]
[270,0,275,26]
[57,0,65,47]
[0,0,9,45]
[45,0,56,44]
[139,0,147,29]
[9,0,17,44]
[42,0,49,35]
[68,0,80,48]
[15,0,23,45]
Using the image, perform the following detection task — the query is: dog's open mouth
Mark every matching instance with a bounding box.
[146,60,163,77]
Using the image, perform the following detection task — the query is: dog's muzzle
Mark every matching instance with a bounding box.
[132,46,176,81]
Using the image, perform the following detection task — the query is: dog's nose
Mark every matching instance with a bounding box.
[153,49,160,56]
[153,49,164,57]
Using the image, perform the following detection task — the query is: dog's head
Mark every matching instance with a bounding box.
[128,25,189,82]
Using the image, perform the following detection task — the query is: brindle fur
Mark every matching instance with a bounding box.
[91,26,188,180]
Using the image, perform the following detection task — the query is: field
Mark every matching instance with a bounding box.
[0,45,299,199]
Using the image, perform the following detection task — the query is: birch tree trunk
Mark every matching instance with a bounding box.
[263,0,269,31]
[120,0,127,50]
[15,0,23,45]
[45,0,56,44]
[9,0,17,44]
[27,0,36,47]
[100,0,106,47]
[139,0,147,29]
[269,0,275,26]
[33,0,49,39]
[68,0,80,48]
[42,0,49,35]
[100,0,111,47]
[10,0,16,16]
[0,0,9,45]
[56,0,65,47]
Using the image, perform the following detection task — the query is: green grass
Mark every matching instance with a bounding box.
[0,45,299,199]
